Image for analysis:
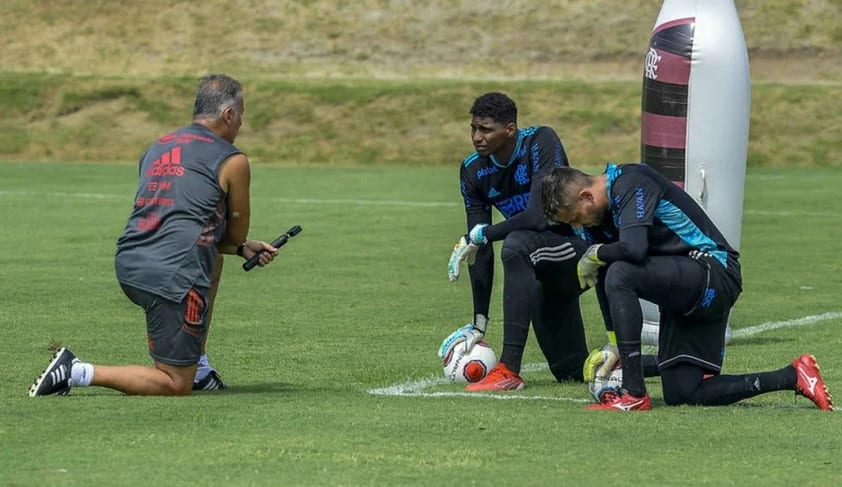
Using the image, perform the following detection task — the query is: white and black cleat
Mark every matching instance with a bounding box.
[29,347,76,397]
[192,370,227,391]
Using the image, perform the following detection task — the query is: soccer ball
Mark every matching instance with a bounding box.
[442,340,497,383]
[588,361,622,403]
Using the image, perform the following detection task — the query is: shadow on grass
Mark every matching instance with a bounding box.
[204,382,296,395]
[50,382,298,397]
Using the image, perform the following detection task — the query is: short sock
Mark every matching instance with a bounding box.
[194,354,212,382]
[70,361,94,387]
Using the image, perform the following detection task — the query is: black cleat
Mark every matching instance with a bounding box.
[193,370,227,391]
[29,347,76,397]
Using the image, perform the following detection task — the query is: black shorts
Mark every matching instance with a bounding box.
[658,254,741,374]
[120,283,209,366]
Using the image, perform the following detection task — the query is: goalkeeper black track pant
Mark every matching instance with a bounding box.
[660,362,797,406]
[499,229,589,381]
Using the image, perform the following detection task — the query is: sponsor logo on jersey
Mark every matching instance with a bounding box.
[488,188,500,198]
[461,181,472,210]
[146,147,185,177]
[496,193,529,218]
[158,132,214,145]
[476,165,498,180]
[136,196,174,207]
[635,187,646,219]
[137,212,161,231]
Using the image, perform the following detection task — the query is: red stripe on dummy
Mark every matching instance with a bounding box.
[642,112,687,149]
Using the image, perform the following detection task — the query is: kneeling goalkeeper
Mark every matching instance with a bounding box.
[443,92,596,391]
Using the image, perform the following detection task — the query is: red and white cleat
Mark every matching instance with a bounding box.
[792,354,833,411]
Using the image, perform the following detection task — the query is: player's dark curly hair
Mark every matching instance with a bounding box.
[470,92,517,124]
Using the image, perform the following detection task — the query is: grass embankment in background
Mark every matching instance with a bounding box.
[0,74,840,168]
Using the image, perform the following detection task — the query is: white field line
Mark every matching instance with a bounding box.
[731,312,842,339]
[0,189,458,208]
[263,197,457,208]
[369,312,842,403]
[0,189,125,200]
[2,189,840,216]
[743,209,841,218]
[369,363,590,404]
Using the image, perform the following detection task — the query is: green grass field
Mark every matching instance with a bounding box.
[1,161,841,486]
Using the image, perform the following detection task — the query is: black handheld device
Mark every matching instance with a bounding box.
[242,225,302,271]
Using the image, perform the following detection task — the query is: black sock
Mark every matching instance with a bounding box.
[661,364,798,406]
[500,341,525,374]
[619,350,646,397]
[691,368,796,405]
[499,236,538,376]
[752,366,798,392]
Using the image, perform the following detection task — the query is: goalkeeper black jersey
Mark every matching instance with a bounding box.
[458,125,570,241]
[602,162,740,272]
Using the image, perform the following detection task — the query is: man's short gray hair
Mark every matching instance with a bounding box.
[192,74,242,119]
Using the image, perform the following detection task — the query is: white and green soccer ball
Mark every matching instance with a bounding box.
[441,339,497,384]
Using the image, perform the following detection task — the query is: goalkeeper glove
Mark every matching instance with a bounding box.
[583,331,619,383]
[447,225,487,282]
[437,315,489,357]
[467,224,488,245]
[577,244,605,289]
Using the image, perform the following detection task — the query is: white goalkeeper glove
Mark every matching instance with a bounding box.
[437,315,489,357]
[447,224,488,282]
[467,224,488,245]
[583,331,619,383]
[577,244,605,289]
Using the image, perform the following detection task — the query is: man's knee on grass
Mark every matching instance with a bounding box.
[156,362,199,396]
[660,363,706,406]
[549,354,586,383]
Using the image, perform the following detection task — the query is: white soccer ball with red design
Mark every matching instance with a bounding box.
[442,340,497,383]
[588,361,623,403]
